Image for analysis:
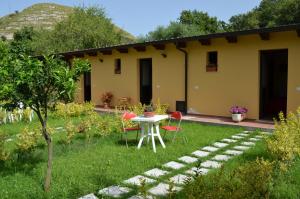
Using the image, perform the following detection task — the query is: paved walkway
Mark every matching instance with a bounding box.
[78,130,272,199]
[95,108,274,131]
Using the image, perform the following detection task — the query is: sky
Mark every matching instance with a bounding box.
[0,0,262,36]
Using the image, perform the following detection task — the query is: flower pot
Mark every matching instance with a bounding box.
[232,114,243,122]
[144,112,155,118]
[103,102,109,109]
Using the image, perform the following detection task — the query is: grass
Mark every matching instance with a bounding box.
[0,114,242,199]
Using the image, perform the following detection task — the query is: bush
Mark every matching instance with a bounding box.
[184,158,274,199]
[0,132,10,161]
[266,108,300,170]
[16,127,40,153]
[54,102,95,118]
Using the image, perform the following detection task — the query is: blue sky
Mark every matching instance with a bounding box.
[0,0,261,36]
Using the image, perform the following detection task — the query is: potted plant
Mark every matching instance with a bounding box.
[101,92,113,108]
[230,106,248,122]
[144,104,155,118]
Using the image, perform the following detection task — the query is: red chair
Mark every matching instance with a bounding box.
[161,111,187,143]
[121,112,140,148]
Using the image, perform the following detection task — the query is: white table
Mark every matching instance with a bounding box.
[131,115,168,153]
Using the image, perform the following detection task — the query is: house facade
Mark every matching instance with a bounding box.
[62,24,300,120]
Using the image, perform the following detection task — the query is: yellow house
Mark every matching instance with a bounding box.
[61,24,300,120]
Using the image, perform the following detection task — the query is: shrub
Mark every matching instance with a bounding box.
[54,102,95,118]
[266,108,300,170]
[16,127,40,153]
[23,107,34,122]
[154,99,169,115]
[128,103,145,115]
[184,158,274,199]
[65,121,76,144]
[0,132,10,161]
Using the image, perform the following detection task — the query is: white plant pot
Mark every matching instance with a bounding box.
[232,114,243,122]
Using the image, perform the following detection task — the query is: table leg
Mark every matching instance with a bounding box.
[155,123,166,148]
[137,123,145,149]
[147,123,150,144]
[151,124,156,153]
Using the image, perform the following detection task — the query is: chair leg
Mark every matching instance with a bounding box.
[163,130,167,139]
[125,132,128,148]
[136,131,139,142]
[172,132,178,142]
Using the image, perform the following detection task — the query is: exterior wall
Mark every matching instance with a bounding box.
[75,31,300,120]
[79,44,185,111]
[188,31,300,119]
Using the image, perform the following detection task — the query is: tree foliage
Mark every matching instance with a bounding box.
[0,40,91,191]
[18,6,134,55]
[229,0,300,30]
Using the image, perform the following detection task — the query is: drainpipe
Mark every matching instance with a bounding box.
[176,45,188,115]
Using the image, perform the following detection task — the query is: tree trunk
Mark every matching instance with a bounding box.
[44,136,53,192]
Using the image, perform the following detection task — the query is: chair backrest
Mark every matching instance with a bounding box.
[170,111,182,121]
[122,112,137,121]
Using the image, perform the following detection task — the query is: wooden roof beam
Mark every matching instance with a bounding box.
[74,53,84,58]
[199,38,211,46]
[259,32,270,40]
[100,50,112,55]
[226,36,237,43]
[134,46,146,52]
[176,41,187,48]
[87,51,98,56]
[153,44,165,50]
[117,48,128,53]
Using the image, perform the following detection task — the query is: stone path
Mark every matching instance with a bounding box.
[79,130,272,199]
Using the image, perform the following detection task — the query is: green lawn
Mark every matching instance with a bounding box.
[0,115,242,199]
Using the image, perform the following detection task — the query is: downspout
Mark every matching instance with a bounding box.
[176,45,188,114]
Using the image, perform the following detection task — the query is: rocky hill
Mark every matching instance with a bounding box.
[0,3,135,41]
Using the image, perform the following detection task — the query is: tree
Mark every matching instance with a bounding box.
[0,40,91,191]
[179,10,226,33]
[140,10,226,41]
[229,0,300,31]
[228,12,259,31]
[10,26,36,56]
[31,6,134,55]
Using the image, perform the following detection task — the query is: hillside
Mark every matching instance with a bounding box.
[0,3,135,41]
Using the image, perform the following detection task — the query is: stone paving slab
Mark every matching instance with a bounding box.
[234,145,250,151]
[185,167,210,175]
[224,150,243,156]
[255,135,263,139]
[201,160,222,168]
[236,133,249,137]
[123,175,156,186]
[128,195,154,199]
[222,138,237,143]
[98,186,131,198]
[148,183,182,196]
[178,156,198,164]
[202,146,219,152]
[163,161,186,170]
[232,135,244,139]
[169,174,191,185]
[78,193,98,199]
[241,141,255,146]
[213,142,229,148]
[212,154,231,161]
[144,168,169,178]
[249,138,261,141]
[191,150,210,157]
[243,131,253,134]
[261,131,273,135]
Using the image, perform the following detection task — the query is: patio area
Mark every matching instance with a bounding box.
[95,107,275,131]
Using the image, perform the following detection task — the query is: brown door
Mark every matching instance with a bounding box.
[139,58,152,105]
[260,49,288,120]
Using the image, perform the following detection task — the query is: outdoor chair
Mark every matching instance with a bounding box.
[121,112,140,148]
[161,111,187,143]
